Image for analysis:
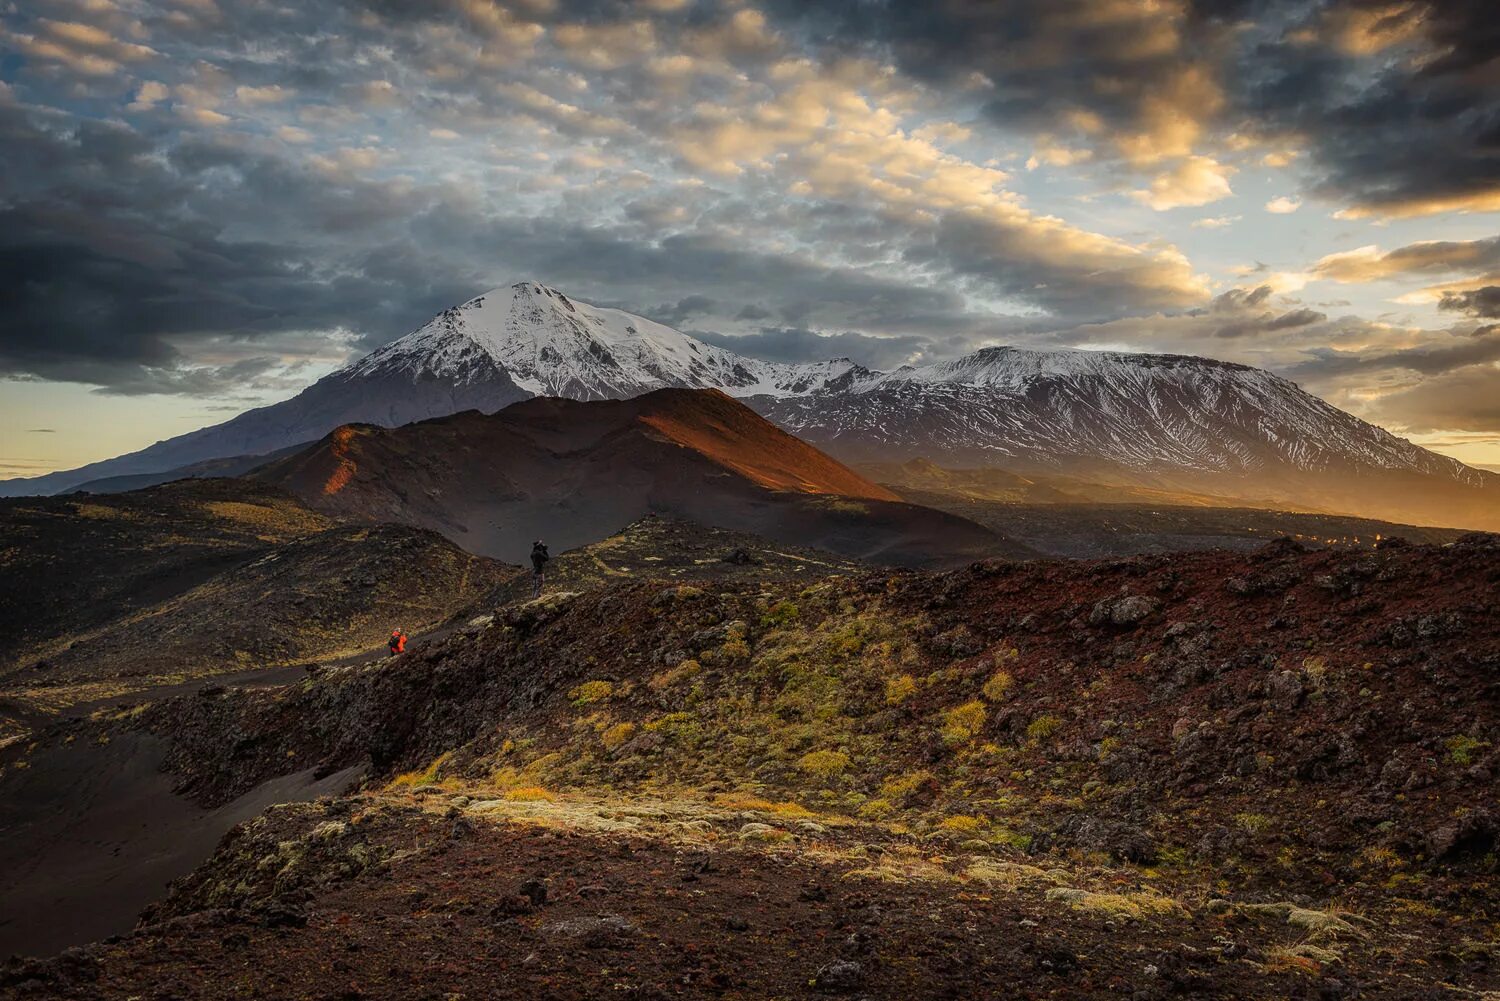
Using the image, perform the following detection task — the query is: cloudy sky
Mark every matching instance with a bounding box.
[1,0,1498,477]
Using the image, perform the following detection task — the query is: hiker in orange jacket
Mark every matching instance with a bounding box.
[389,628,407,656]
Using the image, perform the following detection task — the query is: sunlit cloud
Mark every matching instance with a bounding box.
[0,0,1495,467]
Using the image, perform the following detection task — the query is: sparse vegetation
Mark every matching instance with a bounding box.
[503,785,555,802]
[981,670,1014,701]
[390,752,452,789]
[1025,714,1063,743]
[941,701,988,744]
[885,673,917,704]
[1235,812,1272,834]
[797,749,850,778]
[600,722,636,750]
[568,680,615,705]
[1445,734,1487,766]
[649,658,700,691]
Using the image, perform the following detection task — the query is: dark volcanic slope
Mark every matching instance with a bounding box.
[24,534,1491,998]
[485,515,870,603]
[139,536,1500,855]
[895,489,1472,559]
[0,480,511,691]
[256,388,1012,567]
[0,480,332,671]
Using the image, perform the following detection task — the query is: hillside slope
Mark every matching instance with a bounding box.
[0,480,511,694]
[12,534,1492,997]
[255,388,1006,566]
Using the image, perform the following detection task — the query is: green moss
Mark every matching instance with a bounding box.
[568,680,615,705]
[798,749,850,778]
[1446,735,1488,766]
[981,670,1014,702]
[762,600,801,627]
[939,814,984,833]
[885,674,917,704]
[1025,714,1063,742]
[1235,812,1272,834]
[941,701,988,745]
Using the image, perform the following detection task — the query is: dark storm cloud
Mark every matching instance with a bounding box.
[763,0,1233,136]
[1265,308,1327,330]
[0,102,478,392]
[1261,0,1500,216]
[1439,287,1500,320]
[761,0,1500,217]
[1195,286,1327,339]
[1371,365,1500,434]
[649,295,719,327]
[1287,324,1500,380]
[0,96,995,386]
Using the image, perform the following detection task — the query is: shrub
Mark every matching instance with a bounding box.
[941,701,988,744]
[389,751,452,788]
[1025,714,1063,742]
[798,749,850,778]
[858,798,894,818]
[885,674,918,704]
[1235,812,1272,834]
[601,722,637,751]
[880,771,935,802]
[1446,735,1488,766]
[981,670,1014,702]
[504,786,554,802]
[939,814,984,833]
[762,600,800,627]
[707,637,751,664]
[649,659,701,691]
[568,680,615,705]
[644,712,699,741]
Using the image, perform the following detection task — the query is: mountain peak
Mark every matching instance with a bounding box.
[3,280,1494,536]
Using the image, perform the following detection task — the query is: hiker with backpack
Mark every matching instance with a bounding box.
[388,628,407,656]
[530,540,550,598]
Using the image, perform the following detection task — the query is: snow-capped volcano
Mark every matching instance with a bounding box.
[2,280,1495,532]
[344,282,855,400]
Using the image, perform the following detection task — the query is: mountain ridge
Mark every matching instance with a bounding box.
[4,280,1495,530]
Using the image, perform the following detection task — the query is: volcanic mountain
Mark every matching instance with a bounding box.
[254,388,1006,566]
[6,280,1495,531]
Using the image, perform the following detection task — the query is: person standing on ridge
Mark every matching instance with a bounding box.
[389,628,407,656]
[530,540,550,598]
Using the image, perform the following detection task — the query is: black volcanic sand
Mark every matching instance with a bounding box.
[0,731,362,957]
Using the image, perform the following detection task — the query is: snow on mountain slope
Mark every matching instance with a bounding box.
[751,346,1487,484]
[345,282,854,400]
[2,281,1495,533]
